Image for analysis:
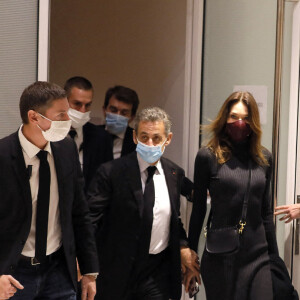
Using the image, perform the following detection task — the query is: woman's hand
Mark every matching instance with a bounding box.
[274,204,300,223]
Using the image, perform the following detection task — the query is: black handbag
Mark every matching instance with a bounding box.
[205,161,252,255]
[269,254,299,300]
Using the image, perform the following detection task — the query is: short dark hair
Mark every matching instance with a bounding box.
[64,76,93,96]
[20,81,67,124]
[135,107,172,135]
[104,85,139,116]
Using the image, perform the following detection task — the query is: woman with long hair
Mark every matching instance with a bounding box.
[188,91,278,299]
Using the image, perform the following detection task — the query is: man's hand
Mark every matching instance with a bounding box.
[81,275,96,300]
[180,246,200,291]
[274,204,300,223]
[183,269,201,293]
[180,246,200,274]
[0,275,23,300]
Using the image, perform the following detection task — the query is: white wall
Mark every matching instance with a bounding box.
[0,0,38,137]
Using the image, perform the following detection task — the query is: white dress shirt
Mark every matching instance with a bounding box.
[18,126,62,257]
[70,127,83,169]
[137,153,171,254]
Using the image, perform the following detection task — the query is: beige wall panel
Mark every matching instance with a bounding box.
[49,0,187,164]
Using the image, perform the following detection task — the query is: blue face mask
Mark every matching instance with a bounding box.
[136,139,167,164]
[106,112,129,135]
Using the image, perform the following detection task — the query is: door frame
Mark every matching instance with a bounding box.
[36,1,205,298]
[37,0,50,81]
[179,0,205,299]
[285,0,300,277]
[181,0,204,230]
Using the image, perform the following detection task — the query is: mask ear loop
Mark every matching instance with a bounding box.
[36,112,52,133]
[37,112,53,122]
[160,138,168,155]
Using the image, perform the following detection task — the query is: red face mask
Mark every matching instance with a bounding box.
[225,120,252,142]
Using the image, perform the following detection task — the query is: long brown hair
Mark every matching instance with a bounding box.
[206,91,268,166]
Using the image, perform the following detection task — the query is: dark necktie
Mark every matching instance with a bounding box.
[35,150,51,262]
[140,166,157,257]
[69,130,84,151]
[69,129,77,140]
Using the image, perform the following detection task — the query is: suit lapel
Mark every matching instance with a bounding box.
[82,124,89,178]
[121,127,135,157]
[124,152,144,217]
[51,142,64,215]
[160,157,178,215]
[11,132,32,212]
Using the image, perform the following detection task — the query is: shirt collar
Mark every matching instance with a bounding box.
[136,152,162,175]
[116,130,125,139]
[18,125,52,159]
[74,126,83,138]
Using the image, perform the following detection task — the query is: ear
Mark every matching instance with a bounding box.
[164,132,173,146]
[133,130,138,145]
[28,110,39,125]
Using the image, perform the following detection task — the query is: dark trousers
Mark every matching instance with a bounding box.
[76,282,82,300]
[11,249,76,300]
[94,249,171,300]
[129,248,171,300]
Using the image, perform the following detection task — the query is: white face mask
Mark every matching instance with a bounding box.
[37,113,72,142]
[68,107,91,129]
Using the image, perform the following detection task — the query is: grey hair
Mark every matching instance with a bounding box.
[134,107,172,135]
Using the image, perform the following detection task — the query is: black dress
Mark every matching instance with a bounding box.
[188,144,279,300]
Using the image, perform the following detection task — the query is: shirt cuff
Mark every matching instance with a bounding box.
[83,273,99,279]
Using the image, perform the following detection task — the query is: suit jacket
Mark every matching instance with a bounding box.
[87,152,188,300]
[0,131,99,289]
[82,122,112,192]
[99,125,136,161]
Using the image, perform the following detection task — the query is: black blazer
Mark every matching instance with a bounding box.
[99,125,136,161]
[82,122,112,192]
[0,131,98,289]
[87,152,188,300]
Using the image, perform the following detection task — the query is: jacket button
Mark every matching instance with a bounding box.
[9,265,15,271]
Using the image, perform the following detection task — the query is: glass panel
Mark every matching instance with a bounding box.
[197,1,278,299]
[201,0,277,148]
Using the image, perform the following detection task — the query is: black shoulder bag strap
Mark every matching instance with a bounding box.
[205,159,252,235]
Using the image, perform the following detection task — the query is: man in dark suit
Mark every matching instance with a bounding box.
[65,76,111,192]
[101,85,139,161]
[0,81,98,300]
[88,107,190,300]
